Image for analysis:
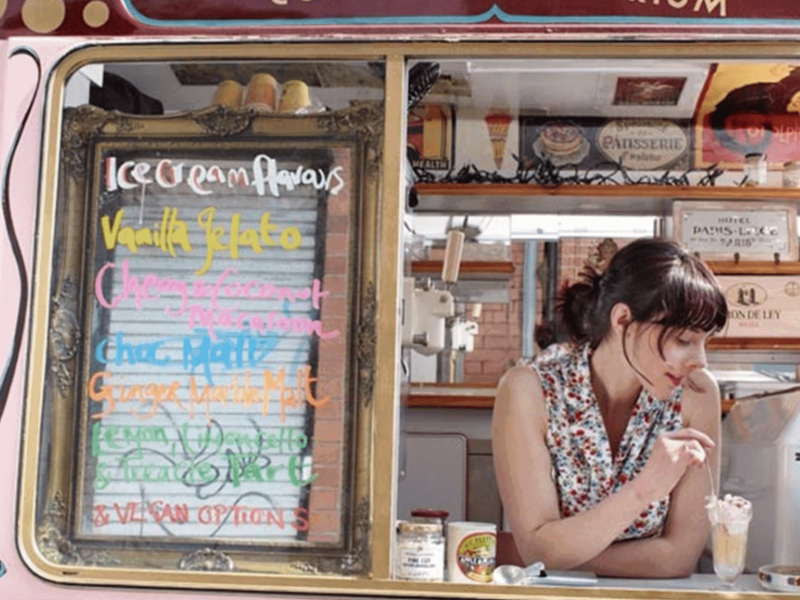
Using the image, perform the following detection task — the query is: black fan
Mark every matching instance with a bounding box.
[407,62,440,111]
[367,61,440,111]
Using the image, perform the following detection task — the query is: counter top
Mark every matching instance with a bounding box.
[407,383,496,408]
[596,574,762,592]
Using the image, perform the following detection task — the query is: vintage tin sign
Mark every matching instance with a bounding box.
[695,63,800,168]
[597,119,688,170]
[520,116,691,171]
[717,275,800,338]
[673,201,799,261]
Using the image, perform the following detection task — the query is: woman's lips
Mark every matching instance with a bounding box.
[666,373,683,387]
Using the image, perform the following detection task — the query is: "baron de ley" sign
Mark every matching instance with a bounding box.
[716,275,800,338]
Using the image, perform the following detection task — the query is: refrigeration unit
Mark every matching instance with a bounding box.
[720,388,800,571]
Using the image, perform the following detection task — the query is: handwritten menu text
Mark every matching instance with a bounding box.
[82,153,346,538]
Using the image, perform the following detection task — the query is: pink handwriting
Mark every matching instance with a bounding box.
[95,261,329,314]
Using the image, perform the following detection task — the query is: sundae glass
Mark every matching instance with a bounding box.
[706,494,753,588]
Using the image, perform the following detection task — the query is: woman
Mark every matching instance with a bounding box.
[492,238,728,578]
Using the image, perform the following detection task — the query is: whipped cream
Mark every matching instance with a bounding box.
[706,493,752,535]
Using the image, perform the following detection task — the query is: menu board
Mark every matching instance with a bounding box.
[32,105,380,575]
[80,148,336,541]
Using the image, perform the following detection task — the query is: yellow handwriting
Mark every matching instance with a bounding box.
[195,207,302,276]
[101,208,192,256]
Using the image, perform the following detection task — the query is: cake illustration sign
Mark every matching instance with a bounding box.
[520,116,691,171]
[532,120,590,167]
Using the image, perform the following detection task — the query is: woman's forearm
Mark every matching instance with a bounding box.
[515,483,650,570]
[578,535,700,578]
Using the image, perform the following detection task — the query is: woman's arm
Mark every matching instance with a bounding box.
[493,366,679,570]
[576,369,721,578]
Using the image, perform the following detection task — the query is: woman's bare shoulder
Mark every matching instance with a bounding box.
[497,365,543,399]
[499,364,540,386]
[494,366,549,460]
[495,365,547,421]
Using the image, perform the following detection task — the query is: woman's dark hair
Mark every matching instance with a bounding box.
[557,238,728,354]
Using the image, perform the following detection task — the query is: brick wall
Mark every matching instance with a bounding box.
[462,241,524,384]
[461,238,632,385]
[306,145,351,543]
[558,237,630,288]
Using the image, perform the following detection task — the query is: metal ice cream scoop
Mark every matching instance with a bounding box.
[492,562,545,585]
[493,562,598,586]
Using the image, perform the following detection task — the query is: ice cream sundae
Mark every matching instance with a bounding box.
[706,493,753,585]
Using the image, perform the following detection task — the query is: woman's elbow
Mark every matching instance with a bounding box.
[665,561,696,579]
[657,545,702,578]
[512,531,549,568]
[515,534,582,571]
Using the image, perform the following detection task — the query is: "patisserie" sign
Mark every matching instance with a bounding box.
[597,119,688,170]
[519,116,691,171]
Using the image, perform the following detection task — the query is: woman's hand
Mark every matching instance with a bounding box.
[631,428,715,506]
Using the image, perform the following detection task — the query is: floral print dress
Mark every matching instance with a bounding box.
[531,343,683,541]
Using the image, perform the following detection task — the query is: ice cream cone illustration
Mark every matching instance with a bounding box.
[484,109,513,170]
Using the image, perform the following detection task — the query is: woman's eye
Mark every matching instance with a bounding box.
[677,338,691,346]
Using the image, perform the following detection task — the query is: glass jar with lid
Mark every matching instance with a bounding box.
[743,152,767,187]
[394,519,446,582]
[783,161,800,188]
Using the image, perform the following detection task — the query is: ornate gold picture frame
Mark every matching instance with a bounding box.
[21,101,382,582]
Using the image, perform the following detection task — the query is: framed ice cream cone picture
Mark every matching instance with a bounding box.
[484,109,514,170]
[452,107,519,174]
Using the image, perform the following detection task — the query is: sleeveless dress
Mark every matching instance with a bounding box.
[531,342,683,541]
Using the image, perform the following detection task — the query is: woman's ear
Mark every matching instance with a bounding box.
[609,303,633,335]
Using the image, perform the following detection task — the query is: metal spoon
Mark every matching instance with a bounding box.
[492,562,545,585]
[706,459,717,501]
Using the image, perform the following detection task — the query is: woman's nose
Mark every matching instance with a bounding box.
[688,344,707,370]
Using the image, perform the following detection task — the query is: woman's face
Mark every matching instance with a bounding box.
[626,323,712,400]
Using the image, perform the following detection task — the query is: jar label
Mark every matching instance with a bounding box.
[395,541,445,581]
[456,532,496,582]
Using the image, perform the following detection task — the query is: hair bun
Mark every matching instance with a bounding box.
[557,266,602,344]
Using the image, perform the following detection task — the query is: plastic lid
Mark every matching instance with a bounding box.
[397,520,443,535]
[410,508,450,520]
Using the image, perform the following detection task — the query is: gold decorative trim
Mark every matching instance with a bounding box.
[177,548,235,572]
[346,496,372,574]
[293,496,371,576]
[190,105,254,136]
[49,277,81,397]
[27,100,381,582]
[357,281,377,407]
[36,493,117,566]
[61,106,138,181]
[316,102,383,177]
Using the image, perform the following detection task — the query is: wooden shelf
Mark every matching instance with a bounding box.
[706,261,800,275]
[407,382,496,409]
[709,338,800,350]
[414,183,800,216]
[407,394,495,409]
[415,183,800,200]
[410,260,514,278]
[407,382,736,413]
